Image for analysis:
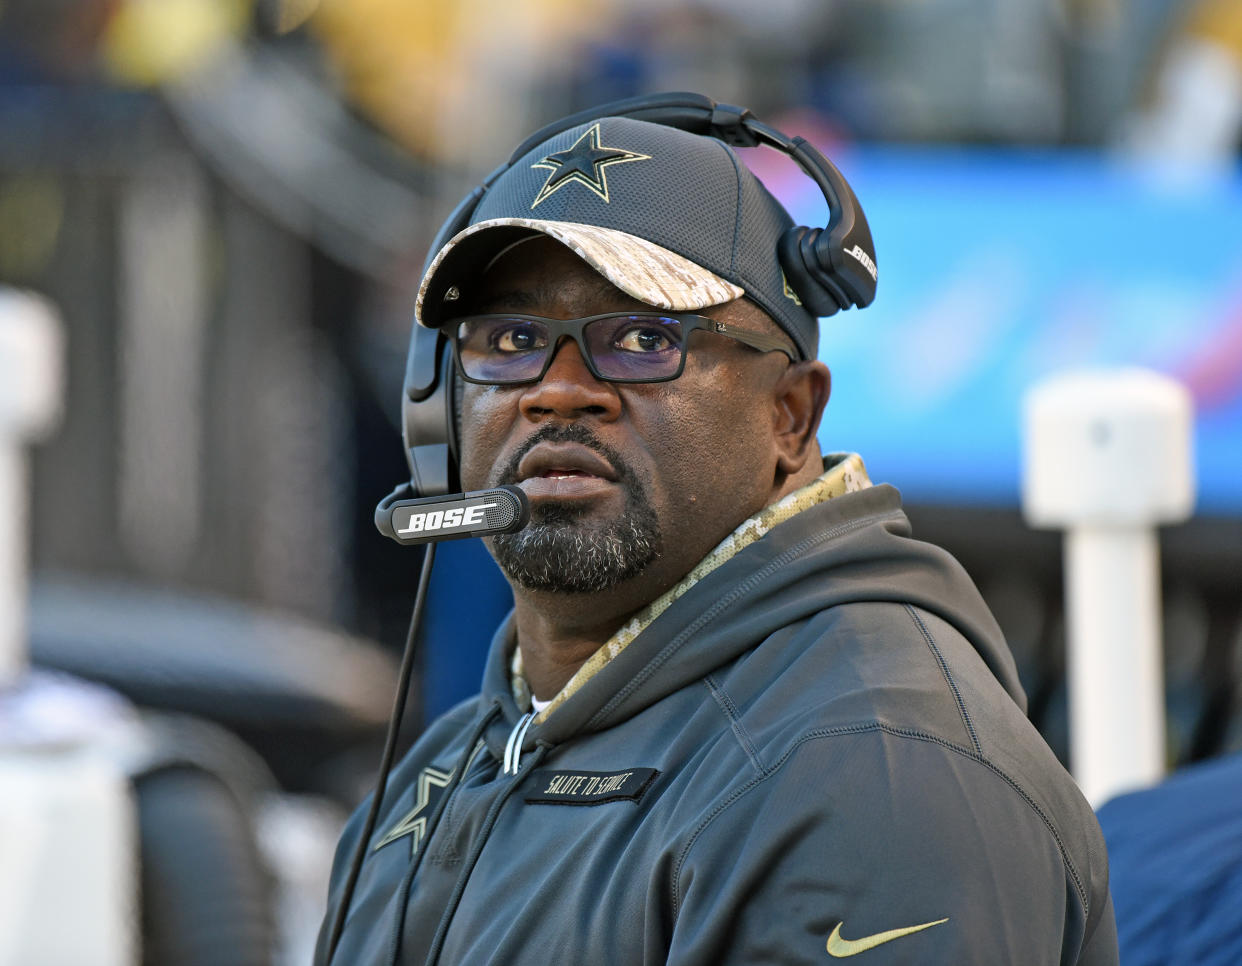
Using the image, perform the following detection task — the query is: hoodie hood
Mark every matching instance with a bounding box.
[478,482,1023,758]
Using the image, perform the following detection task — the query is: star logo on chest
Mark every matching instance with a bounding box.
[530,124,651,209]
[372,765,454,856]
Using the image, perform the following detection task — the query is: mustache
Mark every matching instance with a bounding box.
[495,424,637,488]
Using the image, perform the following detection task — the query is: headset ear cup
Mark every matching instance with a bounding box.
[778,226,848,318]
[399,330,454,499]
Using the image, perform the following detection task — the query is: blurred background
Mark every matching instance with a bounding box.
[1,0,1240,962]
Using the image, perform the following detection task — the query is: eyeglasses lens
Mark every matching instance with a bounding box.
[456,317,549,382]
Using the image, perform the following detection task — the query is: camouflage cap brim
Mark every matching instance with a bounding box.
[415,217,745,328]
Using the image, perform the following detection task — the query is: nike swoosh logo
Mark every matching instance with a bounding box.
[826,918,949,957]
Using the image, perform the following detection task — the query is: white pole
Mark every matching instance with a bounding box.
[0,444,24,687]
[0,290,62,686]
[0,289,137,966]
[1064,527,1166,804]
[1022,368,1194,807]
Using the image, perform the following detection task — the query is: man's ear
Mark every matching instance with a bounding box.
[772,360,831,477]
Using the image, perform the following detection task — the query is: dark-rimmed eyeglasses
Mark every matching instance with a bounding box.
[450,312,795,386]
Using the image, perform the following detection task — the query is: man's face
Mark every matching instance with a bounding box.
[454,237,797,601]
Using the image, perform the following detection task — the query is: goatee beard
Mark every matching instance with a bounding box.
[490,426,662,594]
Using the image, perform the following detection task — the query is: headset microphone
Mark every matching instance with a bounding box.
[375,484,530,545]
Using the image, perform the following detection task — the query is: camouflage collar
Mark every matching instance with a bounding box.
[511,453,872,721]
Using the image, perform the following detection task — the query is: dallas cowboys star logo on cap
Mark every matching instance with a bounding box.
[530,124,651,209]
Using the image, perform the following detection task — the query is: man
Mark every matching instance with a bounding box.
[318,101,1118,964]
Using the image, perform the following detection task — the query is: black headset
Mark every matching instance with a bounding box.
[377,91,877,526]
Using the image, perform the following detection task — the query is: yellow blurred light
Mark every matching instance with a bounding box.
[309,0,611,159]
[103,0,251,86]
[1187,0,1242,57]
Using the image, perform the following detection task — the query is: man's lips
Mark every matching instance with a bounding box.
[515,442,619,500]
[517,442,618,482]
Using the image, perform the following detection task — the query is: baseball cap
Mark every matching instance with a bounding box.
[415,116,820,360]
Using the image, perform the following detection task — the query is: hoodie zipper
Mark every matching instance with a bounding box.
[426,740,551,965]
[383,701,502,966]
[384,705,545,965]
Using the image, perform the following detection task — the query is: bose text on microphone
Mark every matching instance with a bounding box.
[377,485,530,545]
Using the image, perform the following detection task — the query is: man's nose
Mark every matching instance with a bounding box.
[518,337,620,420]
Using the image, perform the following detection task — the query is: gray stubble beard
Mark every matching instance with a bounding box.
[489,428,662,594]
[491,492,661,594]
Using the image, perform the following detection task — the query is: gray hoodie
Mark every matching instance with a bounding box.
[317,483,1117,965]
